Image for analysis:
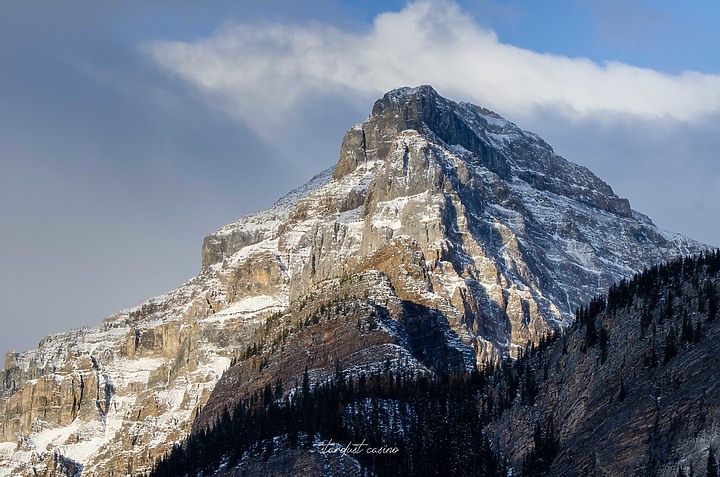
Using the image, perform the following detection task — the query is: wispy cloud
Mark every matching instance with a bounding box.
[142,0,720,248]
[145,0,720,136]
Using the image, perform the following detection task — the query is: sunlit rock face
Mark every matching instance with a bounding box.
[274,84,702,362]
[0,86,705,476]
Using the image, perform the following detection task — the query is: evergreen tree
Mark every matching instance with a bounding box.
[618,376,626,402]
[520,418,559,477]
[708,448,718,477]
[586,315,597,348]
[681,315,693,345]
[694,320,703,343]
[664,327,678,364]
[599,327,609,364]
[709,287,718,322]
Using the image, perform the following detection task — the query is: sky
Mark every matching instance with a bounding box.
[2,0,720,356]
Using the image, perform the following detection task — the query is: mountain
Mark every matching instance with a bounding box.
[0,86,706,476]
[152,251,720,477]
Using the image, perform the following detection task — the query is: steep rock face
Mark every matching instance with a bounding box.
[0,86,706,476]
[491,256,720,476]
[194,268,470,435]
[0,284,262,476]
[0,174,330,476]
[283,85,701,360]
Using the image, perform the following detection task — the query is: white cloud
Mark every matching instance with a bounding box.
[142,0,720,248]
[145,0,720,135]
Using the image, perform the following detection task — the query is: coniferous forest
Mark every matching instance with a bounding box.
[148,250,720,477]
[149,342,556,476]
[149,365,524,476]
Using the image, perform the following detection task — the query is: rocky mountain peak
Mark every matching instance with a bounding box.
[334,86,631,219]
[372,84,511,153]
[334,84,507,180]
